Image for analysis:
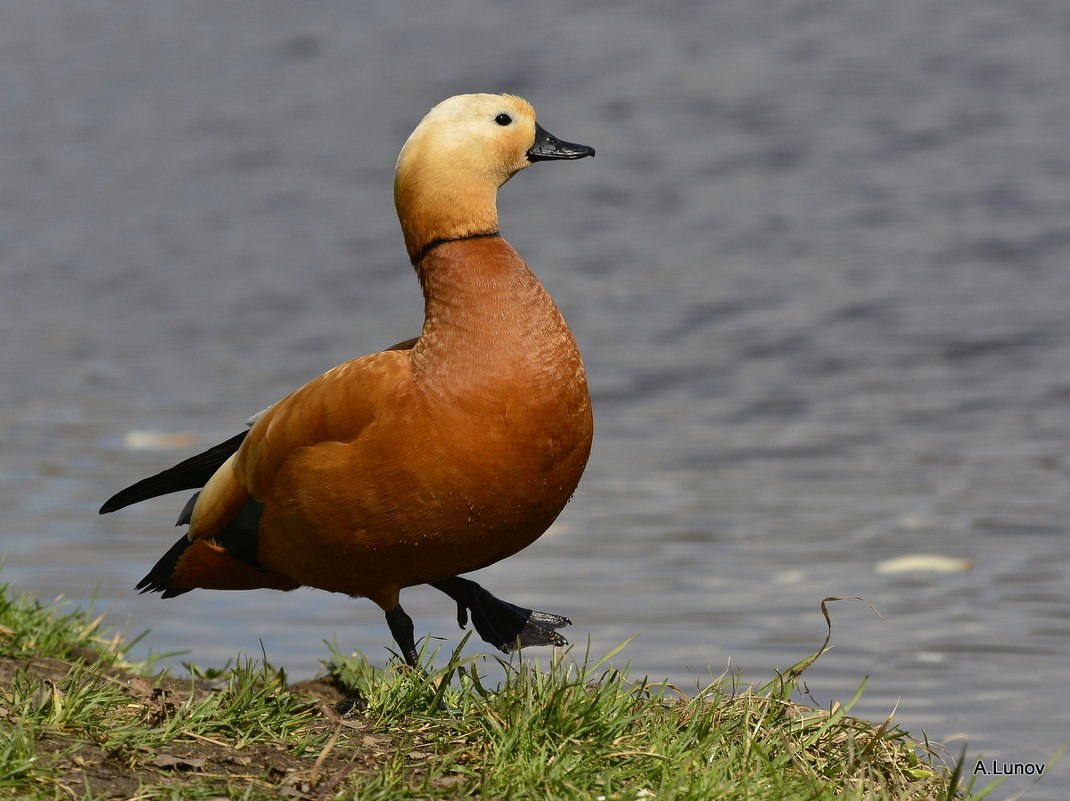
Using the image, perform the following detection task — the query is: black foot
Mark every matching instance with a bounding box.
[384,605,420,667]
[430,576,571,654]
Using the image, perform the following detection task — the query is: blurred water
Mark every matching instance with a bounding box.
[3,1,1070,796]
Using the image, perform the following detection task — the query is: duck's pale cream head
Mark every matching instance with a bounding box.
[394,93,594,264]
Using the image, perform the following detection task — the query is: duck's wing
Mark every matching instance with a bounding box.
[99,337,418,517]
[132,347,414,595]
[187,348,414,540]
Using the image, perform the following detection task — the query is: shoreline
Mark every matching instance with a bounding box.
[0,580,985,799]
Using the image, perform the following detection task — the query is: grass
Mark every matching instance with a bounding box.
[0,579,995,800]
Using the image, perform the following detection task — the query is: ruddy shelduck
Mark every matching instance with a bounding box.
[100,94,595,666]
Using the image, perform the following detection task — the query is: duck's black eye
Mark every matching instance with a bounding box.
[494,113,512,126]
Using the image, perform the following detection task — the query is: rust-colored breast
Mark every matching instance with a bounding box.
[252,236,592,608]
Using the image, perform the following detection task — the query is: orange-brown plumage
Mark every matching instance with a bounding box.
[102,93,595,664]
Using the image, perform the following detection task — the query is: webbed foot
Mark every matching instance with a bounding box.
[430,576,571,653]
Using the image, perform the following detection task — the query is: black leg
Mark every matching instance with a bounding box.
[430,576,571,653]
[384,604,420,667]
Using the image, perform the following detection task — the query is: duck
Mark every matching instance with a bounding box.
[99,93,595,667]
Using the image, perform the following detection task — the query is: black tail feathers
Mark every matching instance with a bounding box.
[136,533,194,598]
